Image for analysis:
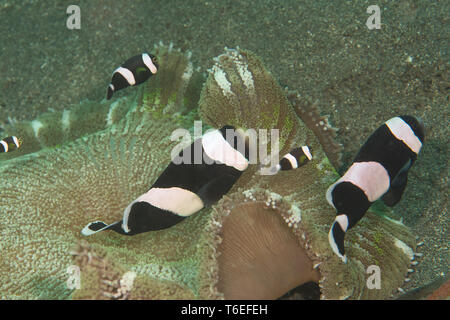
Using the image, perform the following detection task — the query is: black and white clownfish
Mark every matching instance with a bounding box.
[276,146,312,172]
[0,136,21,153]
[326,115,425,263]
[259,146,312,175]
[82,125,249,236]
[107,53,158,100]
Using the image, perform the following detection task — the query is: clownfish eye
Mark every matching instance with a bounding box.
[152,56,158,63]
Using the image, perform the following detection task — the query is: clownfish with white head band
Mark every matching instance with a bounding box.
[276,146,312,172]
[0,136,21,153]
[260,146,312,175]
[326,115,425,263]
[82,125,249,236]
[107,53,158,100]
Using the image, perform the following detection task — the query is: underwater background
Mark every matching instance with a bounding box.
[0,0,448,299]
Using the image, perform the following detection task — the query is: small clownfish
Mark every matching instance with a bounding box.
[0,136,21,153]
[261,145,313,175]
[326,115,425,263]
[107,53,158,100]
[82,125,250,236]
[276,146,313,172]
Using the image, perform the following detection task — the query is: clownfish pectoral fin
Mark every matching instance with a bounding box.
[197,174,238,207]
[81,220,122,236]
[381,171,408,207]
[381,160,411,207]
[328,218,348,263]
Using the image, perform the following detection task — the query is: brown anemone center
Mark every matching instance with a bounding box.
[217,202,320,299]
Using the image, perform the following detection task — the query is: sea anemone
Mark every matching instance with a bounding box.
[0,45,417,299]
